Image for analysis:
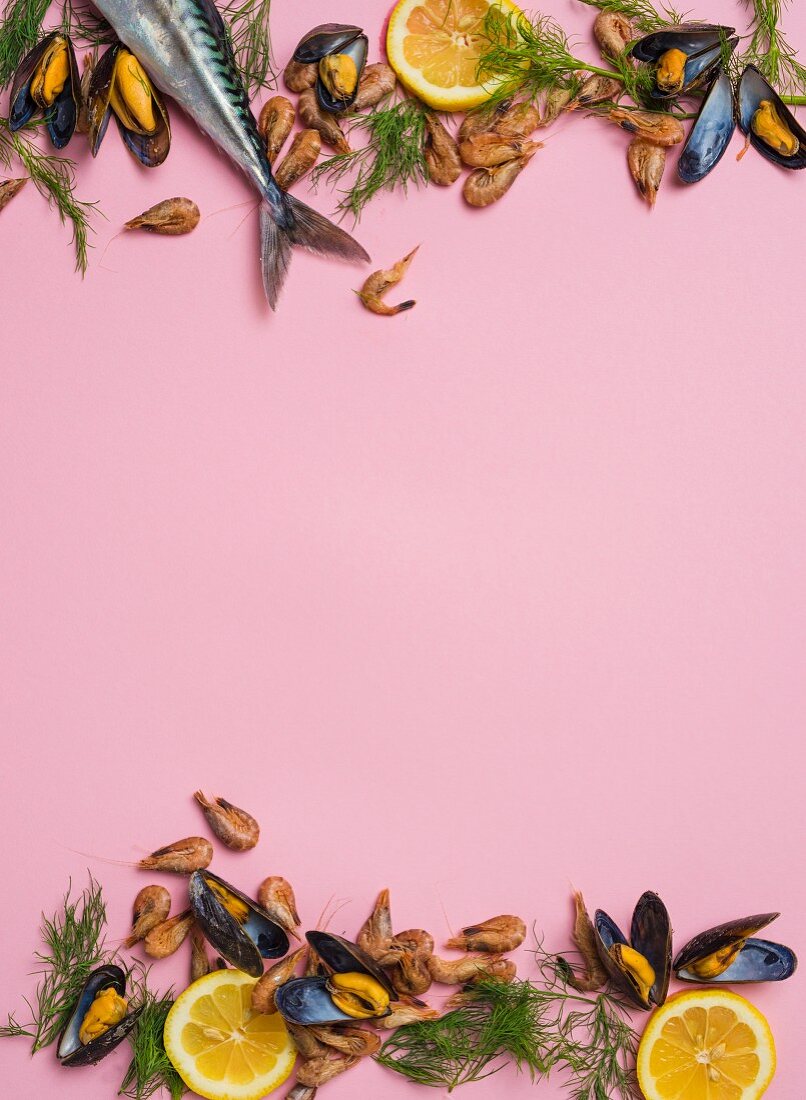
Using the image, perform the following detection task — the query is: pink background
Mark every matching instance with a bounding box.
[1,0,804,1096]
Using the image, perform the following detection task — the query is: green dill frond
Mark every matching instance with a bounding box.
[742,0,806,95]
[0,0,50,87]
[0,876,110,1051]
[60,0,114,47]
[475,8,625,108]
[220,0,275,95]
[119,974,186,1100]
[311,97,429,222]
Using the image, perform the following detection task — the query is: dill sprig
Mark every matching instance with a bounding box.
[119,975,186,1100]
[378,948,640,1097]
[476,8,623,107]
[60,0,114,47]
[0,118,98,273]
[0,0,50,86]
[377,978,549,1089]
[311,97,429,221]
[220,0,275,95]
[0,876,110,1052]
[742,0,806,94]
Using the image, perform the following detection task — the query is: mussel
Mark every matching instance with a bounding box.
[87,43,170,167]
[9,32,79,149]
[275,931,395,1025]
[632,23,736,99]
[678,69,735,183]
[594,891,671,1010]
[674,912,797,984]
[738,65,806,169]
[293,24,368,114]
[188,870,289,978]
[57,964,141,1067]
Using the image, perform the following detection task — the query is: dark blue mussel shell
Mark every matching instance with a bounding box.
[189,870,289,978]
[632,23,736,100]
[674,912,798,983]
[9,32,79,149]
[738,65,806,169]
[87,43,171,168]
[293,24,364,64]
[678,69,736,182]
[57,964,141,1067]
[594,891,671,1010]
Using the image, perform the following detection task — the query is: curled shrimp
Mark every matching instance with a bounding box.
[389,929,434,996]
[358,247,419,317]
[287,1023,329,1060]
[594,11,634,62]
[190,922,211,982]
[424,114,462,185]
[608,108,685,146]
[124,885,171,948]
[351,63,396,112]
[627,138,666,208]
[459,134,539,168]
[144,910,194,958]
[568,74,622,109]
[193,792,259,851]
[445,915,526,953]
[357,888,405,966]
[299,89,349,153]
[463,153,535,207]
[428,952,503,984]
[308,1025,381,1057]
[284,58,317,93]
[275,129,321,191]
[257,876,301,939]
[258,95,295,164]
[374,997,441,1029]
[296,1052,360,1087]
[139,837,213,874]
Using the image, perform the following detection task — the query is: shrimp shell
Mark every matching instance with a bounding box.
[494,101,540,139]
[561,890,609,991]
[357,888,404,966]
[298,89,350,154]
[428,952,504,984]
[124,885,171,948]
[463,153,535,207]
[308,1025,381,1057]
[287,1023,329,1059]
[445,915,527,953]
[275,129,321,191]
[350,63,396,113]
[424,114,462,185]
[193,792,259,851]
[608,108,685,146]
[190,922,211,982]
[296,1053,360,1087]
[284,58,317,93]
[389,929,435,996]
[138,836,213,874]
[258,95,295,164]
[284,1087,317,1100]
[539,85,575,127]
[568,74,622,109]
[358,247,419,317]
[144,910,194,958]
[374,997,440,1029]
[459,134,539,168]
[594,11,634,61]
[627,138,666,207]
[256,876,301,938]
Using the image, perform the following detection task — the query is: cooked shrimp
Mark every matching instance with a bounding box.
[193,792,259,851]
[428,952,504,984]
[143,910,194,958]
[257,876,301,938]
[124,885,171,947]
[252,947,307,1013]
[445,915,526,953]
[138,837,213,874]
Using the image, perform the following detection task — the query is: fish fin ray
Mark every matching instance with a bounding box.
[259,202,292,311]
[284,193,370,263]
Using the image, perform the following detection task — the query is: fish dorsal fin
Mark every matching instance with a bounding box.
[195,0,238,69]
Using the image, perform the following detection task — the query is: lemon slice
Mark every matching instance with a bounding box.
[637,989,776,1100]
[163,971,296,1100]
[386,0,522,111]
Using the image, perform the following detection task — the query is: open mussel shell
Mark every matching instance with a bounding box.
[674,913,797,983]
[293,23,364,64]
[316,33,368,113]
[738,65,806,169]
[678,69,736,183]
[275,932,395,1025]
[632,23,734,64]
[594,892,671,1010]
[9,32,79,149]
[189,870,289,978]
[57,964,141,1067]
[87,43,171,167]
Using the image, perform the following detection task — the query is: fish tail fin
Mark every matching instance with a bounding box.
[259,193,369,310]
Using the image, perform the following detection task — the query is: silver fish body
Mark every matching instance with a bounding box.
[92,0,367,306]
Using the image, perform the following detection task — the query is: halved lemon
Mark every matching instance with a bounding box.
[386,0,522,111]
[637,989,776,1100]
[163,971,296,1100]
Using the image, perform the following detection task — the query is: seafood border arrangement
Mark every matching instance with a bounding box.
[0,791,798,1099]
[1,0,806,310]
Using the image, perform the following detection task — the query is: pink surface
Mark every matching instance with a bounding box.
[1,0,804,1096]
